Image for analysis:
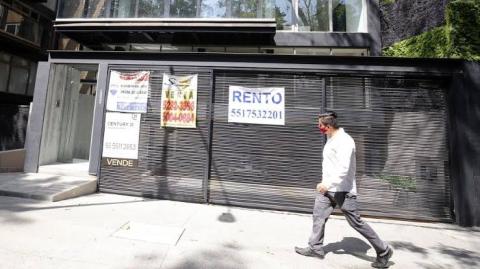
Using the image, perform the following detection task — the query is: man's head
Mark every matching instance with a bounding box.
[318,111,339,135]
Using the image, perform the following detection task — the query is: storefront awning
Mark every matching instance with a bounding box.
[55,19,276,48]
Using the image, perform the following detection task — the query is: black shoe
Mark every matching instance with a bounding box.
[294,246,325,259]
[371,246,393,268]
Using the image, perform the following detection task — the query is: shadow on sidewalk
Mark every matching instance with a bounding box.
[323,237,376,262]
[0,194,152,225]
[390,241,480,268]
[165,242,245,269]
[434,244,480,267]
[390,241,428,256]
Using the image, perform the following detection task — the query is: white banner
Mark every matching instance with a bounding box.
[107,71,150,113]
[160,74,198,128]
[102,112,141,160]
[228,86,285,125]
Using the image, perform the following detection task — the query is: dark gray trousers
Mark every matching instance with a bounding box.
[308,192,388,255]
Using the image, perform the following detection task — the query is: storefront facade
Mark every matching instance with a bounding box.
[7,0,475,227]
[25,52,468,224]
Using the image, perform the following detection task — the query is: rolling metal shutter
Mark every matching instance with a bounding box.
[209,71,325,211]
[99,66,211,202]
[210,72,451,222]
[99,64,452,222]
[325,77,452,221]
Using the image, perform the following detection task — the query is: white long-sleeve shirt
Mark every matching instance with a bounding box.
[322,128,357,194]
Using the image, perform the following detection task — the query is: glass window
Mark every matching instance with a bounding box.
[138,0,165,17]
[0,52,11,93]
[27,62,37,96]
[0,5,5,29]
[230,0,259,18]
[344,0,364,32]
[2,8,43,45]
[275,0,293,30]
[332,0,346,31]
[18,17,37,43]
[5,9,23,35]
[200,0,227,18]
[298,0,365,32]
[298,0,329,31]
[87,0,109,18]
[8,56,29,95]
[111,0,136,18]
[170,0,198,18]
[58,0,87,18]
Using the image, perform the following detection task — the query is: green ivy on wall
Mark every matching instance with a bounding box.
[380,0,396,4]
[383,0,480,61]
[384,27,450,58]
[446,0,480,61]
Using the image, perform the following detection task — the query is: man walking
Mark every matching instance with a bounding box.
[295,112,393,268]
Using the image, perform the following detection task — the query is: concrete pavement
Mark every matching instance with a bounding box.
[0,193,479,269]
[0,172,97,201]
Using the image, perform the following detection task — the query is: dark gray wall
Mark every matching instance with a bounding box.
[450,62,480,227]
[380,0,450,47]
[0,104,29,151]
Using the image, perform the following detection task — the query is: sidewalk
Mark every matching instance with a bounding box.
[0,193,479,269]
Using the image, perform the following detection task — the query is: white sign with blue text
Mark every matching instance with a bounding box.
[107,71,150,113]
[228,85,285,125]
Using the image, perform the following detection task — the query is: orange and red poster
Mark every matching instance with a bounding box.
[160,74,198,128]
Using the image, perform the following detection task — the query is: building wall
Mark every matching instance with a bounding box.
[380,0,450,47]
[0,0,54,152]
[450,62,480,226]
[0,104,29,151]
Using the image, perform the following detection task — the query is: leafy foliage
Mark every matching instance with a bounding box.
[383,0,480,61]
[377,174,417,192]
[275,7,287,29]
[383,27,450,58]
[446,0,480,60]
[380,0,396,4]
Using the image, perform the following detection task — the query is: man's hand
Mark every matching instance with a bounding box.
[316,183,328,194]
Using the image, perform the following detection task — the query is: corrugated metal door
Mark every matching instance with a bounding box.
[99,65,452,222]
[210,73,451,222]
[99,66,211,202]
[209,71,325,212]
[325,77,452,221]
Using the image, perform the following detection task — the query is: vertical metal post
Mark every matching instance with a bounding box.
[24,62,51,173]
[321,77,327,113]
[89,62,109,177]
[203,70,215,203]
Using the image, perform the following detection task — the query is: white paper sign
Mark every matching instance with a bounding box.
[107,71,150,113]
[102,112,141,159]
[228,86,285,125]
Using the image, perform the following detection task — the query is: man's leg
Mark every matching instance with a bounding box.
[296,192,334,258]
[340,193,393,267]
[308,192,335,252]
